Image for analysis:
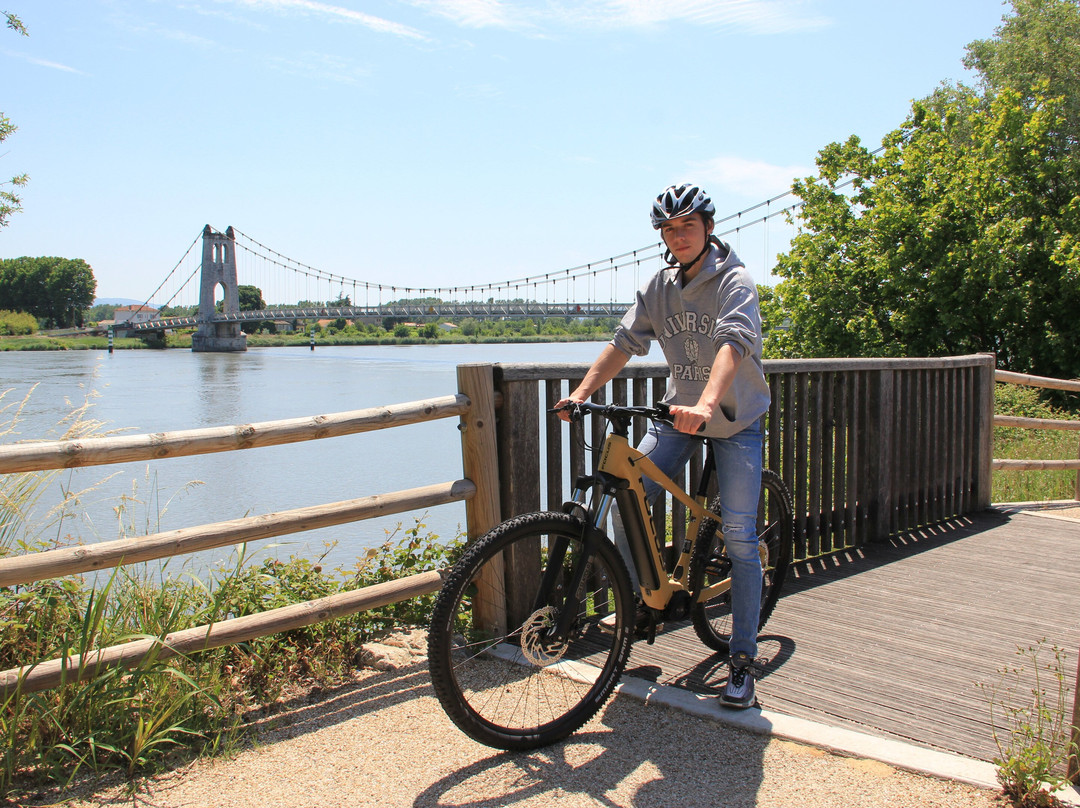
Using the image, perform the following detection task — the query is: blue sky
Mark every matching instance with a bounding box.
[3,1,1007,303]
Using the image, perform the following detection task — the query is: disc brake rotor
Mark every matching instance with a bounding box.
[519,605,568,667]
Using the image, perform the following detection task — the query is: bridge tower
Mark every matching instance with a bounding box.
[192,225,247,353]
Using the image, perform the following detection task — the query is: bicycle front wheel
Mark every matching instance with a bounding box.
[427,511,635,750]
[689,469,794,654]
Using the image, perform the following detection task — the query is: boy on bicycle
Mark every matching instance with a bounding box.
[555,183,771,709]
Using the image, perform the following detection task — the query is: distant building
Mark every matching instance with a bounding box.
[113,305,159,325]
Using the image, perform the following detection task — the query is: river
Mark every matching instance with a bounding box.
[0,342,661,575]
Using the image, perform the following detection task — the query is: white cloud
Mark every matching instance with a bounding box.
[409,0,521,30]
[3,50,86,74]
[219,0,431,41]
[406,0,829,35]
[691,154,813,200]
[597,0,830,34]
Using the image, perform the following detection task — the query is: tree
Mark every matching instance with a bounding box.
[767,87,1080,377]
[1,12,29,229]
[0,257,96,327]
[766,0,1080,379]
[964,0,1080,140]
[237,284,265,312]
[236,284,267,334]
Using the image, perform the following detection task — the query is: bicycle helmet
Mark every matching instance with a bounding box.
[650,183,715,229]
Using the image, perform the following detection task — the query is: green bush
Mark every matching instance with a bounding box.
[0,310,37,336]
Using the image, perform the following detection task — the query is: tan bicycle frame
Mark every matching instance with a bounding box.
[594,431,734,612]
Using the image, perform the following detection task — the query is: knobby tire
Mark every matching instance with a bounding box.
[427,511,635,750]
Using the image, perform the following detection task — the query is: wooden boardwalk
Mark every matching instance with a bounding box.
[623,508,1080,763]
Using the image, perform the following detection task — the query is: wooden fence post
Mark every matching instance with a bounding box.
[1075,434,1079,502]
[492,368,542,627]
[869,369,894,542]
[975,354,996,510]
[494,371,541,520]
[456,363,505,634]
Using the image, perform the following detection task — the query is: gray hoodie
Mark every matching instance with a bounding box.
[611,240,770,439]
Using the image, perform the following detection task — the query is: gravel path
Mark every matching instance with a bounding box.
[14,633,1017,808]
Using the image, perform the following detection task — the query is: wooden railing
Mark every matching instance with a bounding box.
[492,354,996,562]
[0,365,503,698]
[0,355,999,697]
[993,369,1080,501]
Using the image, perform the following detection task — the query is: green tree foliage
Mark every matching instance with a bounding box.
[965,0,1080,139]
[1,12,29,229]
[237,284,265,311]
[0,257,97,328]
[766,0,1080,378]
[236,284,268,334]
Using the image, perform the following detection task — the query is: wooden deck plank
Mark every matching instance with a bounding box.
[623,509,1080,763]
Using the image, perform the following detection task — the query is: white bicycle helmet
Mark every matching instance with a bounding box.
[650,183,715,229]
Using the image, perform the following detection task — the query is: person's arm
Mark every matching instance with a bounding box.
[554,344,631,421]
[669,343,743,434]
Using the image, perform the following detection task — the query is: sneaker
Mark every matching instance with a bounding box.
[719,652,756,709]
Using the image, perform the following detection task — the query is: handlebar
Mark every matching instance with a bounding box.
[549,400,675,427]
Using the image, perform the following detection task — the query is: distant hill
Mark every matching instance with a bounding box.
[94,298,143,306]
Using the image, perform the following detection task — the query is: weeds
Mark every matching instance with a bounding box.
[0,523,462,799]
[980,641,1079,807]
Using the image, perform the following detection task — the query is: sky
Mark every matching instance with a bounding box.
[2,0,1009,304]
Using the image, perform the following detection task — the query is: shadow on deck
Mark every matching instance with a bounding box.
[624,508,1080,763]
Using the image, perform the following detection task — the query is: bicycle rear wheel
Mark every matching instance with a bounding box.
[427,511,635,750]
[689,469,794,654]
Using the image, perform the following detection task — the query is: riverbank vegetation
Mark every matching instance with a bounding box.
[0,516,462,800]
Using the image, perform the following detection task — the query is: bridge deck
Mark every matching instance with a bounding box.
[623,508,1080,763]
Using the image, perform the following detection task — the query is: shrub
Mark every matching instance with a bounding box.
[0,310,37,336]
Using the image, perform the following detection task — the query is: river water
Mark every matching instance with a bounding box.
[1,342,661,574]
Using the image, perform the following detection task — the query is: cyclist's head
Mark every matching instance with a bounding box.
[650,183,715,230]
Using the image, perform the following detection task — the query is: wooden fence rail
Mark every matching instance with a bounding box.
[992,369,1080,496]
[0,369,501,698]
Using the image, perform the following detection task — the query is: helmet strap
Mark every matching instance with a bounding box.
[674,237,716,282]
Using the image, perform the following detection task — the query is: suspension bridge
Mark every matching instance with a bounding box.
[122,192,802,351]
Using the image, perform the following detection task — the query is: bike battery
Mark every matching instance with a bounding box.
[615,489,661,591]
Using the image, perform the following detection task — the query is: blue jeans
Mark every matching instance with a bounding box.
[614,419,764,659]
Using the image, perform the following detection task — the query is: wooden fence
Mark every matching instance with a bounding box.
[0,365,503,698]
[494,354,996,562]
[993,369,1080,501]
[0,354,1000,698]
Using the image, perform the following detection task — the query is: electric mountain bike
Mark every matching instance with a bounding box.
[427,401,794,750]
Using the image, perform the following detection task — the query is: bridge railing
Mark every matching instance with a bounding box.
[491,354,996,561]
[0,365,503,698]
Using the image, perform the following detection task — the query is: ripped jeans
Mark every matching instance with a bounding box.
[613,419,764,659]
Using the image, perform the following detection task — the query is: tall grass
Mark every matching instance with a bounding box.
[1,523,462,799]
[992,383,1080,504]
[0,386,463,800]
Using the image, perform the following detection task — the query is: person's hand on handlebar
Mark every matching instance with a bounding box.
[668,403,712,434]
[553,396,585,422]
